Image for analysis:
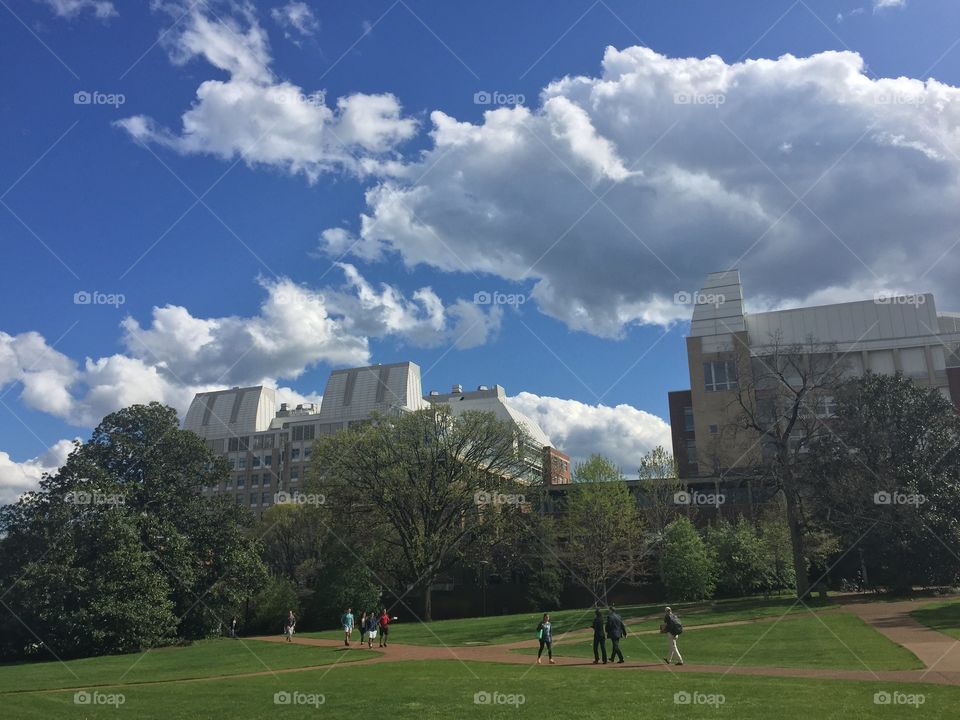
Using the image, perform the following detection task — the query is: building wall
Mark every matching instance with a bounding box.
[667,390,696,479]
[542,446,571,485]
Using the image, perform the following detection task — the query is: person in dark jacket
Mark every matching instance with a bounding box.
[605,606,626,663]
[535,613,555,664]
[662,606,684,665]
[591,608,607,664]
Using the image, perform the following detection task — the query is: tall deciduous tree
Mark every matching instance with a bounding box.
[660,516,716,601]
[561,455,647,604]
[636,446,685,540]
[310,407,531,621]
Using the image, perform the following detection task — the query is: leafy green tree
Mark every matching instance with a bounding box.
[660,517,715,601]
[247,575,300,635]
[561,455,647,604]
[636,446,685,540]
[311,407,531,620]
[706,516,768,597]
[757,504,796,595]
[809,373,960,592]
[0,403,267,659]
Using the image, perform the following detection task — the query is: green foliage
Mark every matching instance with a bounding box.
[706,517,770,597]
[636,446,685,539]
[246,575,300,635]
[306,557,382,630]
[0,403,267,660]
[660,516,715,601]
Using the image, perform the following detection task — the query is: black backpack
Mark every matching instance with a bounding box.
[669,615,683,635]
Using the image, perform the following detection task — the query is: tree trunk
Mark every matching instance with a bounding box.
[782,483,810,597]
[423,584,433,622]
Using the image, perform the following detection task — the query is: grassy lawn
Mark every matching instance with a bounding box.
[514,613,923,670]
[303,596,840,646]
[1,660,952,719]
[911,601,960,640]
[0,639,368,694]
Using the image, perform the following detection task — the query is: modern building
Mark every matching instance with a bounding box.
[184,364,566,514]
[669,270,960,479]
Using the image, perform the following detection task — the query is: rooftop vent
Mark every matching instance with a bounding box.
[429,390,439,396]
[452,384,463,393]
[477,385,488,391]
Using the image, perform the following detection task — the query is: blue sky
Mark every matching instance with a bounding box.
[2,0,960,498]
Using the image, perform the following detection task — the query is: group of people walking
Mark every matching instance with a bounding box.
[340,607,392,648]
[537,605,683,666]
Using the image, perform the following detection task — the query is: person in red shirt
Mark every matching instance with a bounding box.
[378,609,391,648]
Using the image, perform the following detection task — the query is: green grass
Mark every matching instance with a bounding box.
[1,660,953,719]
[0,638,369,694]
[911,600,960,640]
[304,596,840,646]
[515,613,923,670]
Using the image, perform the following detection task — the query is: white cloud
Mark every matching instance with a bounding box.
[0,266,498,429]
[316,46,960,337]
[271,1,319,37]
[117,4,416,181]
[36,0,116,19]
[0,439,76,506]
[874,0,906,10]
[508,391,672,472]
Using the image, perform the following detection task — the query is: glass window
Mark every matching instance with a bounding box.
[291,448,300,460]
[704,360,738,392]
[262,475,271,487]
[304,447,312,459]
[868,350,895,375]
[227,458,236,469]
[685,439,697,464]
[264,455,272,467]
[228,437,239,452]
[252,455,261,467]
[237,476,245,487]
[237,457,246,469]
[249,493,257,505]
[290,468,299,481]
[236,494,244,504]
[262,492,272,505]
[900,348,928,378]
[682,407,694,432]
[250,474,259,487]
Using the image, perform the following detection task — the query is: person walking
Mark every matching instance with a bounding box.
[536,613,555,664]
[378,608,391,648]
[591,608,607,664]
[605,605,626,663]
[366,610,378,649]
[341,607,354,646]
[662,606,684,666]
[359,611,368,645]
[229,616,238,639]
[284,610,296,643]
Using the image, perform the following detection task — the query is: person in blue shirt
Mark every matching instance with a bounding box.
[341,607,354,647]
[536,613,555,664]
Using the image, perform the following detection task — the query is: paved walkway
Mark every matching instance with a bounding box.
[245,597,960,687]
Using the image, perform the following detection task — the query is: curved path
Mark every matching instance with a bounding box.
[245,597,960,687]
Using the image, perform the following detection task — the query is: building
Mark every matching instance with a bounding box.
[183,364,565,514]
[425,383,562,484]
[669,270,960,479]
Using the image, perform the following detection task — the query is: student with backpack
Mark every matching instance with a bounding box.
[341,608,354,646]
[535,613,555,664]
[662,606,684,665]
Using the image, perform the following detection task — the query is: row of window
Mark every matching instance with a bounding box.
[226,447,312,470]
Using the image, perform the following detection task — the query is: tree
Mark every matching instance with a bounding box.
[311,406,531,621]
[0,403,267,659]
[728,333,848,597]
[561,455,647,604]
[809,373,960,592]
[705,516,768,597]
[636,446,686,540]
[660,517,715,601]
